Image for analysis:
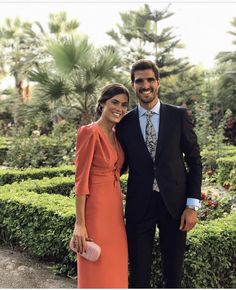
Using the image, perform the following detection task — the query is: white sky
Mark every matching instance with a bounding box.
[0,1,235,70]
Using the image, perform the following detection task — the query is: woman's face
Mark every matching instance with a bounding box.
[101,93,129,124]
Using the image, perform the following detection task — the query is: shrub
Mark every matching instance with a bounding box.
[0,190,76,276]
[0,184,235,286]
[0,176,74,196]
[0,137,12,165]
[120,174,128,193]
[216,156,236,186]
[0,165,74,186]
[5,135,75,168]
[0,137,12,147]
[229,169,236,191]
[182,213,236,288]
[201,145,236,172]
[199,188,236,220]
[194,102,229,151]
[0,146,8,165]
[150,212,236,288]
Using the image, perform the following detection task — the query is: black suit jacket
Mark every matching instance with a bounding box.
[116,103,202,222]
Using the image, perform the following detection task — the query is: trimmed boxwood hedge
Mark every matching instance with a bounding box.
[0,165,74,186]
[150,212,236,288]
[0,190,77,276]
[0,137,12,165]
[201,145,236,171]
[0,146,8,165]
[0,176,74,196]
[182,214,236,288]
[217,156,236,185]
[0,185,235,287]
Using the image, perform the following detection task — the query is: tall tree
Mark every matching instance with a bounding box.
[0,17,36,99]
[0,12,80,99]
[107,4,190,80]
[161,67,206,107]
[48,11,79,34]
[215,17,236,114]
[0,12,80,129]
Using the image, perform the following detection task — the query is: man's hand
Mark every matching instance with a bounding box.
[179,208,198,232]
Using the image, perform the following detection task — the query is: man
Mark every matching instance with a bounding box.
[116,60,202,288]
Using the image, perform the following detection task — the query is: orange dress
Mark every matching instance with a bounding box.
[74,122,128,288]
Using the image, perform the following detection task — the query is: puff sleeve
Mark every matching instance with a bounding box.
[74,125,97,195]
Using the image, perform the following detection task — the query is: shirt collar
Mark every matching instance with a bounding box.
[138,100,160,118]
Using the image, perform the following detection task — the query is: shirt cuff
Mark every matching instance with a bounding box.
[186,198,200,207]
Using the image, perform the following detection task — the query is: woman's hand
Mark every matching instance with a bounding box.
[69,223,89,254]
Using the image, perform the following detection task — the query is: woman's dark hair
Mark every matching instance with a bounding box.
[131,59,160,83]
[96,83,129,116]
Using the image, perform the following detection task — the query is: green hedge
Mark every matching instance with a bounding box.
[0,176,74,196]
[229,170,236,191]
[0,137,13,147]
[0,165,74,186]
[0,136,12,164]
[5,135,75,168]
[0,190,76,276]
[201,145,236,171]
[216,156,236,185]
[0,184,235,287]
[184,213,236,288]
[0,146,8,165]
[151,212,236,288]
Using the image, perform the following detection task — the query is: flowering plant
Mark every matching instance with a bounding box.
[198,188,235,220]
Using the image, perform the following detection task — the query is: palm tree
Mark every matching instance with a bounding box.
[48,11,80,34]
[0,17,35,98]
[107,4,190,78]
[28,34,120,127]
[0,12,80,94]
[0,12,81,130]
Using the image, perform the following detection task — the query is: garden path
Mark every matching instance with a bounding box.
[0,243,76,288]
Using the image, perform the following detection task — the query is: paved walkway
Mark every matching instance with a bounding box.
[0,243,77,288]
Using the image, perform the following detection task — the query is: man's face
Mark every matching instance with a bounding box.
[132,69,160,109]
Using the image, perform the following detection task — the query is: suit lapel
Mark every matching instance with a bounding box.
[155,102,169,161]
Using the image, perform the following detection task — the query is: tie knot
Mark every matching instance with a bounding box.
[145,111,155,118]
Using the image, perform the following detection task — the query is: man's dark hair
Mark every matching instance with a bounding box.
[131,59,160,83]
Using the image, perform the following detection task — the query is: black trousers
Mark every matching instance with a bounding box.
[126,191,186,288]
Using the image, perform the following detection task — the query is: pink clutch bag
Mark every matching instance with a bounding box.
[79,241,101,262]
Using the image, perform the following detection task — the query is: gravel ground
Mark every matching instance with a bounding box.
[0,243,77,288]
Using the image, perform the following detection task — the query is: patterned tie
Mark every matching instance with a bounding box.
[145,111,159,191]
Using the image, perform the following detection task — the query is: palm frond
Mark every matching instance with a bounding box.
[29,68,70,102]
[48,35,94,73]
[93,47,120,79]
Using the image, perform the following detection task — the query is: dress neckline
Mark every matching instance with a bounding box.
[93,122,118,154]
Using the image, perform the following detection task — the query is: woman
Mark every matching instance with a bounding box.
[69,83,129,288]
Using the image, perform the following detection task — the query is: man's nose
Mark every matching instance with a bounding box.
[142,79,150,88]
